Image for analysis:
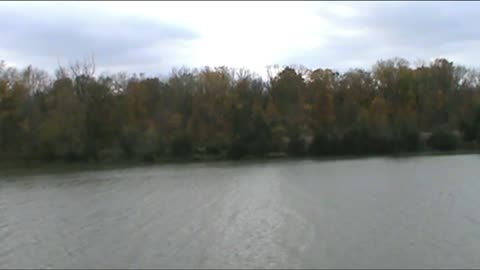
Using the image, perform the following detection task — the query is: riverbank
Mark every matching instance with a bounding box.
[1,149,479,177]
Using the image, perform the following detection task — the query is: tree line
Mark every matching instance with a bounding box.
[1,57,480,163]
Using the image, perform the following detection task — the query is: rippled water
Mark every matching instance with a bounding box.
[1,154,480,268]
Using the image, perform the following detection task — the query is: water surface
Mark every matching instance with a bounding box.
[1,155,480,268]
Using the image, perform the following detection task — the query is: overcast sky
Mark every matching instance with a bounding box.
[1,1,479,77]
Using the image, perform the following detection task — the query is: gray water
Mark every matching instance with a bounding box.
[1,155,480,269]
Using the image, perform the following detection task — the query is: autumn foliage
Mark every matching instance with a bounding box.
[1,58,479,163]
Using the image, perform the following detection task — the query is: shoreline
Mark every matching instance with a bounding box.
[0,150,479,177]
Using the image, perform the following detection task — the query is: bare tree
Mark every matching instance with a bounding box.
[70,53,96,78]
[22,65,50,94]
[55,57,70,79]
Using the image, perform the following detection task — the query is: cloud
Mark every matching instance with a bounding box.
[358,2,480,48]
[284,2,480,71]
[1,1,480,76]
[0,2,198,74]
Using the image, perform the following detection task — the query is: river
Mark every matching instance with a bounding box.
[1,154,480,268]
